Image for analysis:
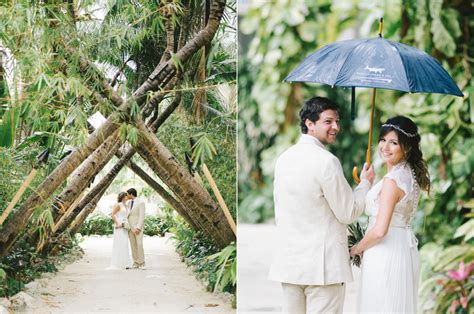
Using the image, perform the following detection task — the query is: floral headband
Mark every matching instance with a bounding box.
[382,123,418,138]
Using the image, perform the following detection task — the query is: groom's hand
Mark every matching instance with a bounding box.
[360,163,375,185]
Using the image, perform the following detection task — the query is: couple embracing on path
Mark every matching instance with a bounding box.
[269,97,430,313]
[108,188,147,270]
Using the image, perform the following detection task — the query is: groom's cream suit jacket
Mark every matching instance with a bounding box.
[268,134,370,285]
[128,198,145,230]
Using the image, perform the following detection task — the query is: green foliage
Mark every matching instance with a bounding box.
[0,107,19,147]
[79,212,114,236]
[419,242,474,313]
[191,132,218,167]
[118,123,139,145]
[79,212,170,237]
[143,215,170,237]
[238,182,274,223]
[207,242,236,293]
[0,238,75,297]
[0,146,59,220]
[158,113,236,220]
[347,221,366,267]
[164,204,236,296]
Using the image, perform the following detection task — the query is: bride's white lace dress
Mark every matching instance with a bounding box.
[358,163,420,313]
[109,203,132,269]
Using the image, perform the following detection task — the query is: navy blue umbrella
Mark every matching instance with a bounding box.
[285,38,463,97]
[285,18,463,182]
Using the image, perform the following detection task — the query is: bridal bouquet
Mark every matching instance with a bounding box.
[118,220,130,231]
[348,221,366,268]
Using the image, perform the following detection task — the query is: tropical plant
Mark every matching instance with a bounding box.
[207,241,236,293]
[79,212,170,237]
[79,212,115,236]
[419,210,474,312]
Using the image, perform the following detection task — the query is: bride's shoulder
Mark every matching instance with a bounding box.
[384,163,413,193]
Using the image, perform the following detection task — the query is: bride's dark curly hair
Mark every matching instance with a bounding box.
[379,116,431,193]
[117,192,127,202]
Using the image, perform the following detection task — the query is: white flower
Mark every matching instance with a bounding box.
[121,220,130,231]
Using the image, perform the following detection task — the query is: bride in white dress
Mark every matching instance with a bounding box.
[109,192,132,269]
[350,116,430,313]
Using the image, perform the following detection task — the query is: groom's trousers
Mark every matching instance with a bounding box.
[281,282,345,314]
[129,230,145,266]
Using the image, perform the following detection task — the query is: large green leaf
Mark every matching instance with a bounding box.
[428,0,443,19]
[431,18,456,57]
[441,9,461,39]
[0,107,19,147]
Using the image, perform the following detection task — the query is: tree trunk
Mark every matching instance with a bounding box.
[67,188,106,236]
[0,116,120,256]
[135,120,235,247]
[126,161,199,230]
[51,131,122,220]
[52,147,136,237]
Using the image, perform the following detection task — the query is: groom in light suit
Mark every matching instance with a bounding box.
[126,188,146,269]
[269,97,375,313]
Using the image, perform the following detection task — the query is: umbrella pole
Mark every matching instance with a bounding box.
[352,88,376,183]
[352,18,383,184]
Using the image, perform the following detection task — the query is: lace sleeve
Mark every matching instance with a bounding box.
[384,165,413,199]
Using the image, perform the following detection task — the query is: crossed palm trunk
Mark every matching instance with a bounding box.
[0,0,233,259]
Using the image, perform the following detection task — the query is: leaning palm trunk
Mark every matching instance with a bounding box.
[0,117,120,256]
[135,121,235,247]
[0,0,227,258]
[51,150,130,237]
[25,131,121,250]
[126,159,199,231]
[67,188,106,236]
[51,131,122,220]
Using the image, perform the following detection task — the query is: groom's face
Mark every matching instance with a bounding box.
[306,109,340,145]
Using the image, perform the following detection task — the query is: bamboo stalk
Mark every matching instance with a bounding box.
[201,164,236,235]
[0,169,38,226]
[51,190,86,234]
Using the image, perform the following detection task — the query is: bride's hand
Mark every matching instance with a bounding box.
[360,163,375,185]
[350,244,359,257]
[115,222,122,228]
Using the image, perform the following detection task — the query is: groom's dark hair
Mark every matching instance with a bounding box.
[299,97,340,134]
[127,188,137,197]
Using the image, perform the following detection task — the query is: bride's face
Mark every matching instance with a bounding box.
[378,131,405,167]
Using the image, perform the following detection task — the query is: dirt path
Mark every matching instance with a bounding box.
[237,223,359,313]
[23,235,233,313]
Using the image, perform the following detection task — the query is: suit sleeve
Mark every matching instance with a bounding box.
[137,202,146,230]
[320,156,371,224]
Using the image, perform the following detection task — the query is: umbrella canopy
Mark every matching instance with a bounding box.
[285,19,463,183]
[285,37,463,97]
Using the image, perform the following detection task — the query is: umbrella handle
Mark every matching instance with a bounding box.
[352,166,361,184]
[353,87,376,184]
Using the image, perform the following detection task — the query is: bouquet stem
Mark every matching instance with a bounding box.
[348,221,366,267]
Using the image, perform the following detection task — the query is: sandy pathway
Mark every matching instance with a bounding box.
[26,235,233,313]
